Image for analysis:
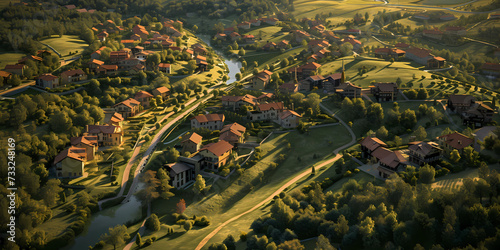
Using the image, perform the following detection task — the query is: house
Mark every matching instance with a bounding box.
[408,141,442,166]
[129,64,145,74]
[191,114,225,131]
[395,43,410,49]
[242,35,255,44]
[61,69,87,84]
[440,14,456,21]
[360,136,388,159]
[54,146,87,178]
[308,39,330,53]
[423,28,443,40]
[288,62,321,79]
[110,51,130,63]
[461,102,495,128]
[334,82,362,99]
[88,59,104,72]
[247,102,284,121]
[181,132,203,154]
[132,25,149,39]
[447,94,475,113]
[198,140,234,170]
[323,73,342,92]
[405,47,433,65]
[0,71,12,84]
[97,31,109,42]
[292,30,311,43]
[249,19,262,26]
[263,42,277,51]
[134,91,154,109]
[277,110,301,128]
[427,56,446,69]
[230,32,241,41]
[373,48,406,59]
[279,82,299,94]
[238,22,251,30]
[193,46,208,55]
[252,70,273,90]
[263,17,279,25]
[219,123,246,145]
[118,58,143,71]
[373,148,408,178]
[215,33,227,40]
[114,98,141,118]
[299,75,324,91]
[341,37,362,51]
[438,132,474,154]
[70,136,98,161]
[223,27,235,35]
[165,162,195,188]
[96,65,118,76]
[121,40,136,48]
[104,112,124,127]
[445,26,467,36]
[481,63,500,76]
[36,74,59,89]
[152,86,170,100]
[277,40,289,50]
[91,46,107,60]
[221,94,257,110]
[18,55,42,64]
[370,82,398,102]
[85,125,123,146]
[4,64,27,75]
[158,63,171,74]
[130,34,141,41]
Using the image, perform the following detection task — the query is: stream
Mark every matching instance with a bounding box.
[198,34,242,84]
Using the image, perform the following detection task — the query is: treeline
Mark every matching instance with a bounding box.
[0,3,121,53]
[213,164,500,249]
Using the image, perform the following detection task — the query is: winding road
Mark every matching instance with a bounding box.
[194,103,356,250]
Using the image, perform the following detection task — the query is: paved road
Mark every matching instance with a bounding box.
[0,81,35,97]
[194,103,356,250]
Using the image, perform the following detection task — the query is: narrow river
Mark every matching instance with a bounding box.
[64,34,238,249]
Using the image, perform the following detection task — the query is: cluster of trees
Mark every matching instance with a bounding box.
[217,163,500,250]
[137,169,174,204]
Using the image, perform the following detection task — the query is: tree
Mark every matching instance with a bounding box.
[278,239,305,250]
[177,199,186,214]
[340,42,353,56]
[449,149,461,163]
[394,136,402,149]
[10,105,27,128]
[419,164,435,184]
[38,179,63,207]
[49,110,72,133]
[417,88,428,99]
[223,234,236,250]
[146,53,161,69]
[150,98,157,108]
[193,174,206,195]
[367,103,384,125]
[376,126,388,140]
[192,25,198,33]
[100,225,129,250]
[157,168,174,199]
[396,77,402,86]
[165,147,180,163]
[146,214,161,231]
[281,58,289,68]
[315,234,335,250]
[136,233,142,247]
[238,48,245,56]
[184,220,193,231]
[413,126,427,141]
[400,109,417,129]
[186,60,197,74]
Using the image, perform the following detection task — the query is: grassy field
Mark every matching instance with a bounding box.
[40,35,88,58]
[0,51,25,69]
[0,0,19,10]
[130,125,352,249]
[243,26,287,43]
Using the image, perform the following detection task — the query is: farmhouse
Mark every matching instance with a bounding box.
[334,82,362,99]
[70,136,98,161]
[221,94,257,110]
[4,64,27,75]
[96,65,119,76]
[134,91,154,109]
[54,146,87,178]
[447,94,475,113]
[152,86,170,100]
[461,102,495,128]
[247,102,285,121]
[251,70,273,90]
[277,110,302,128]
[158,63,171,74]
[88,59,104,72]
[360,136,387,159]
[198,140,234,170]
[60,69,87,84]
[104,112,124,127]
[181,132,203,154]
[113,98,141,118]
[408,141,442,166]
[85,125,123,146]
[36,74,59,89]
[370,82,399,102]
[219,123,246,146]
[438,132,475,154]
[191,114,225,131]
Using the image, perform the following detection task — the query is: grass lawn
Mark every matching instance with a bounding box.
[242,26,287,43]
[131,125,352,249]
[40,35,88,58]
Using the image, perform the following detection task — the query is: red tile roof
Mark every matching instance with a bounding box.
[71,136,98,147]
[405,48,431,58]
[438,132,474,150]
[182,132,203,145]
[200,140,234,156]
[154,86,170,94]
[5,64,26,70]
[192,113,225,123]
[114,98,140,108]
[87,125,120,134]
[89,59,104,65]
[481,63,500,71]
[135,90,153,98]
[158,63,171,68]
[61,69,85,78]
[258,102,284,111]
[37,73,58,81]
[360,136,387,151]
[54,146,86,164]
[279,110,301,119]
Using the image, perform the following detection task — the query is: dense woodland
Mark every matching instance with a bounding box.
[211,164,500,250]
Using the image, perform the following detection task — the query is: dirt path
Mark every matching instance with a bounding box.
[195,103,356,250]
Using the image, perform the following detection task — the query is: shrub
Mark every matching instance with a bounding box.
[194,216,211,227]
[240,231,248,242]
[65,204,76,213]
[146,214,161,231]
[184,220,194,231]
